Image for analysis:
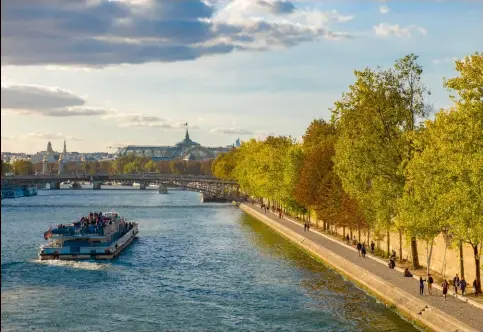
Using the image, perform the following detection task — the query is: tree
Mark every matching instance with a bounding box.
[124,162,138,174]
[332,55,430,262]
[212,150,238,180]
[170,160,185,175]
[1,160,12,176]
[144,160,157,173]
[295,120,364,232]
[12,160,34,175]
[281,144,306,214]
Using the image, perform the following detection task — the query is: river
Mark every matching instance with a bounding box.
[1,187,417,331]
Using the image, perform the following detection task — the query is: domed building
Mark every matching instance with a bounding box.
[113,128,233,161]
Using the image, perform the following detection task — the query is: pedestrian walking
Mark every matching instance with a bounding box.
[453,274,460,295]
[419,277,426,296]
[442,279,449,301]
[460,277,467,296]
[370,241,375,254]
[356,242,362,256]
[304,222,307,232]
[427,274,434,295]
[361,244,367,258]
[346,234,350,244]
[307,222,310,232]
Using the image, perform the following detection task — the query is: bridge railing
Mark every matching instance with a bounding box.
[2,173,237,185]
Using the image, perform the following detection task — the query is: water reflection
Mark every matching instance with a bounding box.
[239,213,417,332]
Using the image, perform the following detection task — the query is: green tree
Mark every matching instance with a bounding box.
[404,53,482,289]
[12,160,34,175]
[332,55,430,263]
[1,160,12,176]
[144,160,157,173]
[124,162,138,174]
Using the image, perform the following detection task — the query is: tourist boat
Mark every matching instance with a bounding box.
[70,182,82,189]
[23,186,38,196]
[3,187,25,198]
[39,211,139,260]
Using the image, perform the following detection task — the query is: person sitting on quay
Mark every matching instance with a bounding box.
[404,268,413,277]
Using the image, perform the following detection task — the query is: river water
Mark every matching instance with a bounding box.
[1,188,417,332]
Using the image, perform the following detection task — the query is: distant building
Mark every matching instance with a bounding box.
[113,128,233,161]
[30,141,60,163]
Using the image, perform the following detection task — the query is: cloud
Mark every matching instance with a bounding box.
[379,5,389,14]
[1,84,110,116]
[105,141,131,149]
[1,0,354,66]
[5,132,85,141]
[103,113,200,130]
[257,0,295,14]
[211,127,254,135]
[432,57,459,65]
[374,23,427,38]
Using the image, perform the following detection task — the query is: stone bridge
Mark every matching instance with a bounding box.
[1,174,239,201]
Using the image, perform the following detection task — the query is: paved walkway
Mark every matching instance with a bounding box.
[245,203,483,331]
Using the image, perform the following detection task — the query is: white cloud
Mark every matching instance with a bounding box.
[379,5,389,14]
[432,57,459,65]
[374,23,427,38]
[1,84,110,117]
[211,127,254,135]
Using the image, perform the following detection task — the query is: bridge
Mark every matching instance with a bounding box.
[1,174,240,201]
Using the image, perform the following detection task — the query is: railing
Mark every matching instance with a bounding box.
[2,173,237,185]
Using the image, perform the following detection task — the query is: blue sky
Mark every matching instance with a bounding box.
[1,0,482,153]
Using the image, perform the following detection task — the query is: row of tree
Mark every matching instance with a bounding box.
[1,157,214,177]
[212,53,482,290]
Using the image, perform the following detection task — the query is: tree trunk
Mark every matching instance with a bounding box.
[411,237,420,269]
[398,229,403,262]
[350,229,353,242]
[386,229,390,257]
[367,227,370,247]
[442,240,448,279]
[473,245,481,293]
[426,240,434,276]
[343,227,346,238]
[358,227,361,243]
[459,241,465,278]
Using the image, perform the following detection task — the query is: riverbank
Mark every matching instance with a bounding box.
[239,202,483,332]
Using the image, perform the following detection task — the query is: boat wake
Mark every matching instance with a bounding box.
[32,259,112,271]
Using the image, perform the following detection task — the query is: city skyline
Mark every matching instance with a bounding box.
[2,0,482,153]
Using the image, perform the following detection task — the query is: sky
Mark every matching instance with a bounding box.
[1,0,482,154]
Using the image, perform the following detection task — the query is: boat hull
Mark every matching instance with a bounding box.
[39,227,139,261]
